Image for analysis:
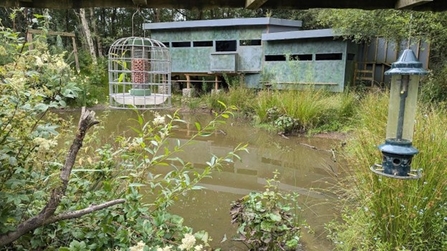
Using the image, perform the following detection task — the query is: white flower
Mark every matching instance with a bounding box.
[55,59,68,70]
[35,56,44,67]
[157,246,172,251]
[194,244,203,251]
[179,233,196,250]
[129,241,146,251]
[33,137,57,151]
[153,114,166,126]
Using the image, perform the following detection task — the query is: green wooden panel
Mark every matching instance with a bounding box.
[210,53,237,72]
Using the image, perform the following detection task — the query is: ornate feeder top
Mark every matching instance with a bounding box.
[109,36,167,48]
[385,49,429,76]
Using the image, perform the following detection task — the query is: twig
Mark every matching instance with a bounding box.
[44,199,126,224]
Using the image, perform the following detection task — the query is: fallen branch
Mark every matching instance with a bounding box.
[0,108,124,246]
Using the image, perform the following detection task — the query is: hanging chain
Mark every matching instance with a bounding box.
[407,13,413,49]
[132,8,146,37]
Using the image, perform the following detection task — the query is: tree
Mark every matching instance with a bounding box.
[78,8,97,64]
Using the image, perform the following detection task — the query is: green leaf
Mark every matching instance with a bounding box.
[217,100,227,109]
[260,221,273,232]
[129,183,147,187]
[195,122,201,131]
[34,103,49,112]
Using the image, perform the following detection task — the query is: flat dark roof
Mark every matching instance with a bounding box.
[143,18,302,30]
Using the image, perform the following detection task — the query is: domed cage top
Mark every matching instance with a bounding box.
[108,37,171,109]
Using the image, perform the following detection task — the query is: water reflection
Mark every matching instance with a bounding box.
[58,109,340,250]
[168,117,339,250]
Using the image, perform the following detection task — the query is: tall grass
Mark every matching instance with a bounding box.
[330,91,447,250]
[204,85,257,114]
[254,87,358,133]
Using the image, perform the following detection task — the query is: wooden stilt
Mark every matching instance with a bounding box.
[214,75,219,91]
[72,37,80,73]
[186,74,190,89]
[27,32,33,50]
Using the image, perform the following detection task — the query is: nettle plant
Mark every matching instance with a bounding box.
[230,171,303,251]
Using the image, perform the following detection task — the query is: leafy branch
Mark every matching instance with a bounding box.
[0,108,125,246]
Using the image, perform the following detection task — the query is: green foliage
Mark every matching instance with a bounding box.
[1,99,247,250]
[329,91,447,250]
[420,66,447,106]
[0,19,249,249]
[230,171,302,251]
[0,24,83,238]
[74,58,109,107]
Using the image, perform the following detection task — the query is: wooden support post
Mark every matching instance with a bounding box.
[214,75,219,91]
[27,32,33,50]
[72,37,80,73]
[186,74,190,89]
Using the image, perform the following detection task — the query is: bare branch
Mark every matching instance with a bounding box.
[44,199,126,225]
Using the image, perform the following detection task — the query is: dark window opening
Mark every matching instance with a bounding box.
[216,40,237,52]
[172,41,191,47]
[240,39,262,46]
[193,41,213,47]
[161,42,170,47]
[290,54,313,61]
[265,55,286,61]
[316,53,342,60]
[347,53,355,60]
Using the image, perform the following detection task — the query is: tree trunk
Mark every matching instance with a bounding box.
[79,8,97,65]
[89,8,103,58]
[111,8,117,36]
[154,8,160,22]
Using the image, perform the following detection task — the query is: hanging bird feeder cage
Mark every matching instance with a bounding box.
[108,37,171,109]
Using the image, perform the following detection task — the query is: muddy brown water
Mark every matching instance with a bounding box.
[58,109,342,250]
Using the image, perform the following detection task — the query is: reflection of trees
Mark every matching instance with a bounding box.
[60,110,339,194]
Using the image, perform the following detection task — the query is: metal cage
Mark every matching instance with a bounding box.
[108,37,171,109]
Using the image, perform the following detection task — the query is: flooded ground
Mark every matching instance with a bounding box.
[58,109,343,250]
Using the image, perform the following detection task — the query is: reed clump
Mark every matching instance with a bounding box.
[253,87,357,133]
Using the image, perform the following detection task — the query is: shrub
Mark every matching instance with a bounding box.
[230,171,303,251]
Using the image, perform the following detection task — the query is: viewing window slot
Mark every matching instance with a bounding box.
[216,40,237,52]
[290,54,313,61]
[161,42,170,47]
[316,53,342,60]
[265,55,286,61]
[193,41,213,47]
[240,39,262,46]
[172,41,191,48]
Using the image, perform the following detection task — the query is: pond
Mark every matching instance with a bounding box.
[59,108,342,250]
